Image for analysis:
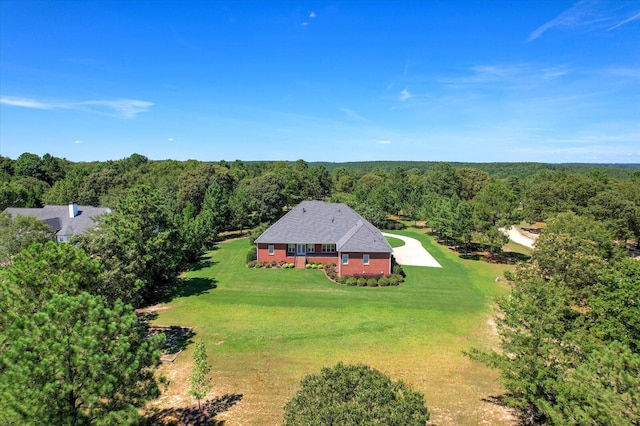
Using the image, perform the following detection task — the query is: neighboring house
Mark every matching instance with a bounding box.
[3,202,111,242]
[255,200,393,276]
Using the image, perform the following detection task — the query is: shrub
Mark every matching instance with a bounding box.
[392,263,405,277]
[367,278,378,287]
[357,277,367,287]
[283,362,429,425]
[378,277,390,287]
[305,264,312,269]
[389,274,401,285]
[337,275,347,285]
[246,261,257,268]
[346,277,357,286]
[246,246,257,263]
[271,260,277,268]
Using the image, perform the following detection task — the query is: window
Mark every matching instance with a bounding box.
[307,244,315,253]
[342,254,349,265]
[322,244,336,253]
[287,244,295,253]
[268,245,274,255]
[363,254,370,265]
[57,236,70,243]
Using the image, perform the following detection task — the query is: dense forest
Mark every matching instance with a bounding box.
[1,152,639,424]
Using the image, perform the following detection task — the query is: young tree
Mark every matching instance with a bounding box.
[0,292,163,425]
[283,363,429,425]
[189,341,212,410]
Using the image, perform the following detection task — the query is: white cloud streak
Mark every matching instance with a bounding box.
[0,96,54,109]
[0,96,153,119]
[528,1,640,41]
[608,11,640,30]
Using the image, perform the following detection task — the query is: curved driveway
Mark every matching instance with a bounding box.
[382,232,442,268]
[502,226,536,249]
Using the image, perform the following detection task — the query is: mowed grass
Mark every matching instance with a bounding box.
[151,229,515,425]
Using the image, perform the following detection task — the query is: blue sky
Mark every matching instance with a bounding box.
[1,1,639,163]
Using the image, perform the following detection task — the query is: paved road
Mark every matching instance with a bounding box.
[382,232,442,268]
[502,226,536,249]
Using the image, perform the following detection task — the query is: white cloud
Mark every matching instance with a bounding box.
[528,0,640,41]
[309,11,316,18]
[339,107,367,122]
[399,88,412,102]
[0,96,53,109]
[301,21,308,27]
[608,12,640,30]
[1,95,153,119]
[378,140,391,144]
[74,140,82,144]
[168,138,174,142]
[80,99,153,119]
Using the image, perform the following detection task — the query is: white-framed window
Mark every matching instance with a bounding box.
[342,254,349,265]
[322,244,336,253]
[287,243,296,253]
[363,254,370,265]
[268,245,275,255]
[57,236,70,243]
[307,244,315,253]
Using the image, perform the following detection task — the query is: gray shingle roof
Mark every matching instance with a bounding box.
[3,205,111,237]
[255,201,391,253]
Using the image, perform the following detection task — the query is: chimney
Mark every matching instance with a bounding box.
[68,202,78,218]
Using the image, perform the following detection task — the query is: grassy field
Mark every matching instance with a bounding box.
[149,229,516,425]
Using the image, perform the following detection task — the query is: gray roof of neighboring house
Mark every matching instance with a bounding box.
[3,205,111,237]
[255,200,392,253]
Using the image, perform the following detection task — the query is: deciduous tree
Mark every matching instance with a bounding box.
[189,341,212,409]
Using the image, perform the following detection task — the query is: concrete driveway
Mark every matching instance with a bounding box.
[501,226,536,249]
[382,232,442,268]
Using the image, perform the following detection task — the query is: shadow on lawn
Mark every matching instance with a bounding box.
[147,393,244,425]
[162,277,218,302]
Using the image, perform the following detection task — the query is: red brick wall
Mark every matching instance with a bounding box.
[257,244,390,276]
[257,243,294,263]
[338,252,391,276]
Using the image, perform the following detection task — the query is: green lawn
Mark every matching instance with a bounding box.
[151,229,515,425]
[385,235,406,248]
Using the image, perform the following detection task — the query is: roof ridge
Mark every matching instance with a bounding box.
[336,219,363,250]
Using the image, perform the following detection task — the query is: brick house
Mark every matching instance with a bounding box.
[255,200,393,276]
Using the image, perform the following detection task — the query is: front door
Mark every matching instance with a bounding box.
[297,244,306,256]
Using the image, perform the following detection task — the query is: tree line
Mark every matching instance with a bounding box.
[1,151,639,423]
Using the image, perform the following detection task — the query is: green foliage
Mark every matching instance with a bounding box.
[550,341,640,424]
[0,292,163,425]
[473,181,519,253]
[189,340,212,409]
[470,218,640,424]
[0,212,53,264]
[0,241,101,321]
[283,362,429,425]
[246,246,257,263]
[76,185,183,307]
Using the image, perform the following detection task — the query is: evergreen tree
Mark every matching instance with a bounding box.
[0,292,163,425]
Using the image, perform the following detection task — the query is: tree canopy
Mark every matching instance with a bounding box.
[0,292,163,425]
[283,362,429,425]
